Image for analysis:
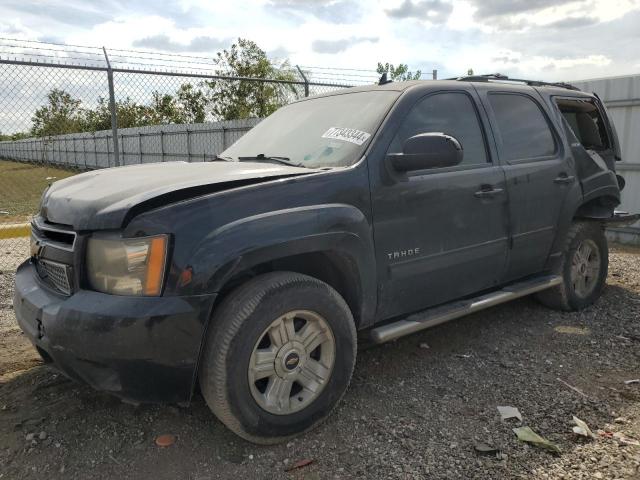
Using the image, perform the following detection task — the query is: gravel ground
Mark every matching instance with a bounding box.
[0,237,29,273]
[1,246,639,479]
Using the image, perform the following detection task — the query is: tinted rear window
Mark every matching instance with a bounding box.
[488,93,556,161]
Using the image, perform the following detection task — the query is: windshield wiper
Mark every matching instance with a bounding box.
[211,155,234,162]
[237,154,306,168]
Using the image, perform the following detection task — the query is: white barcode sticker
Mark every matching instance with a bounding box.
[321,127,371,146]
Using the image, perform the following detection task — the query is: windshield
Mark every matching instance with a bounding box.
[221,91,399,168]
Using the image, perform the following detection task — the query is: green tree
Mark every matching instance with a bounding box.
[376,62,422,81]
[207,38,300,120]
[31,89,86,136]
[176,83,207,123]
[83,97,155,131]
[147,92,185,124]
[26,40,297,137]
[0,130,29,141]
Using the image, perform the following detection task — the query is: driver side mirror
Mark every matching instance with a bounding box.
[388,133,463,172]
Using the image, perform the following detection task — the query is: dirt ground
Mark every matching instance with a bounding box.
[1,246,639,480]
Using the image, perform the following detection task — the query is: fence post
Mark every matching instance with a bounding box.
[102,47,120,167]
[93,132,98,168]
[296,65,309,97]
[221,126,227,151]
[186,128,191,162]
[160,130,164,162]
[432,69,438,80]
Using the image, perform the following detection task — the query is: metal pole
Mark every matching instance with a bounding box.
[432,69,438,80]
[93,132,98,168]
[296,65,309,97]
[102,47,120,167]
[186,128,191,162]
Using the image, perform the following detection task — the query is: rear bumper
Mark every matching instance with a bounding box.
[13,260,217,404]
[604,211,640,226]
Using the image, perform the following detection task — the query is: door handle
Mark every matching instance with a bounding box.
[474,187,504,198]
[554,174,575,185]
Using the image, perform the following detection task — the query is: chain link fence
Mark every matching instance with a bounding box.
[0,39,369,271]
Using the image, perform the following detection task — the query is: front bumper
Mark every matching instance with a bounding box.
[13,260,217,404]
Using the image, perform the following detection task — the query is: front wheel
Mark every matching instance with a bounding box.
[536,221,608,311]
[199,272,357,444]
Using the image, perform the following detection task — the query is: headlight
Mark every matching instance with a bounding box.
[86,233,169,296]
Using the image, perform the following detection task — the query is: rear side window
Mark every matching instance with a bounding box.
[488,93,556,161]
[555,98,610,150]
[389,92,488,166]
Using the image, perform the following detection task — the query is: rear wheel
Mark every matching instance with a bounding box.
[536,221,608,311]
[199,272,357,444]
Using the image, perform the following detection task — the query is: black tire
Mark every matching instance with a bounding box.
[199,271,357,444]
[536,220,608,311]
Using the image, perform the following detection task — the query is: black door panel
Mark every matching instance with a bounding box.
[373,165,509,319]
[370,88,509,320]
[475,86,573,282]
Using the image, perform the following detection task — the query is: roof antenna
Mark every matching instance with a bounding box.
[378,71,391,85]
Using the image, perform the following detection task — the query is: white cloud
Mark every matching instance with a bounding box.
[0,0,638,81]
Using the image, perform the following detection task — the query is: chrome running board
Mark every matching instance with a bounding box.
[369,275,562,344]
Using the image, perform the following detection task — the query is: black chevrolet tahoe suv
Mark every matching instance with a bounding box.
[14,74,638,444]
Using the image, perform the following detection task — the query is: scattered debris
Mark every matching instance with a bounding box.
[155,434,176,447]
[25,433,35,442]
[557,378,591,400]
[554,326,590,335]
[38,431,47,440]
[497,406,523,422]
[419,342,430,349]
[473,441,500,455]
[572,416,596,439]
[612,432,640,446]
[285,459,314,472]
[614,417,628,424]
[624,379,639,385]
[513,426,561,454]
[455,354,472,358]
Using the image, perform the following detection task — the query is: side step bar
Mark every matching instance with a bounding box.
[369,275,562,344]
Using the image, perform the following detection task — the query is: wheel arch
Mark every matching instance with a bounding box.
[192,204,377,328]
[545,191,615,271]
[216,250,366,329]
[574,194,620,220]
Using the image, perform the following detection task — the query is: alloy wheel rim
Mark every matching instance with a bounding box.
[248,310,335,415]
[570,239,600,299]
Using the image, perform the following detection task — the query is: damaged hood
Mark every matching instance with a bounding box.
[41,161,312,230]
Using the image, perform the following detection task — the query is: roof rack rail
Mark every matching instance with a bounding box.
[448,73,580,91]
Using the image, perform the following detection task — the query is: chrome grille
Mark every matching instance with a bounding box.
[36,259,72,295]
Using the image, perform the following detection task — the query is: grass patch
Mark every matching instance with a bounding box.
[0,159,78,222]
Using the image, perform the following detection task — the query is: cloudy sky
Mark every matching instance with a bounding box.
[1,0,639,81]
